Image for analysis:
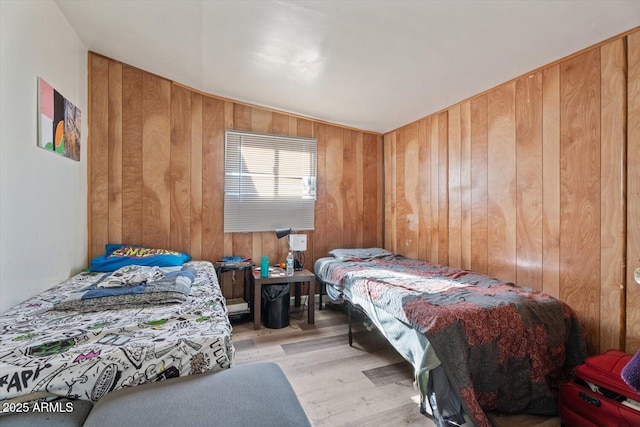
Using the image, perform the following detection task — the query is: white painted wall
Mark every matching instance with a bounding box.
[0,0,88,312]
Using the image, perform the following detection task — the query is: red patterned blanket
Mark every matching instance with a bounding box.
[325,254,588,427]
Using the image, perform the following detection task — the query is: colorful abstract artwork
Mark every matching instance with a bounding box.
[38,77,81,161]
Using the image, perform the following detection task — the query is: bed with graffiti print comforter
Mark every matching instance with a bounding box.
[0,260,234,404]
[319,253,588,427]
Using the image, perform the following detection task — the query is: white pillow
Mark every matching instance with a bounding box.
[328,248,392,261]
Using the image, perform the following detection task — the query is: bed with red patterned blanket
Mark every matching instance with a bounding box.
[315,249,588,427]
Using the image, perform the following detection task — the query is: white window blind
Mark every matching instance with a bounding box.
[224,130,317,233]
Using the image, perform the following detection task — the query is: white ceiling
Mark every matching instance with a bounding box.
[56,0,640,134]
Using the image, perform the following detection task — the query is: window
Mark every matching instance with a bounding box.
[224,130,317,233]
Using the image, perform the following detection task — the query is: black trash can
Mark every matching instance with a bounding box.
[262,284,290,329]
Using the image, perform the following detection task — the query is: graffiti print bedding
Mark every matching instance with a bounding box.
[0,260,234,404]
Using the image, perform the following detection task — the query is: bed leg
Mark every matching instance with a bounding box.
[348,302,353,346]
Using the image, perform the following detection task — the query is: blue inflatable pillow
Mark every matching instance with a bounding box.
[90,244,192,272]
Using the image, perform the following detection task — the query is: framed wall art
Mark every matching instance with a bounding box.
[37,77,81,161]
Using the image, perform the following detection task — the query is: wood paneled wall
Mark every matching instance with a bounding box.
[89,53,383,298]
[384,29,639,355]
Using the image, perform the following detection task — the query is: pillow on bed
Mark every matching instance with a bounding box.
[90,244,191,272]
[328,247,392,261]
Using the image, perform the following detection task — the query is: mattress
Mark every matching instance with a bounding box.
[316,254,444,420]
[315,257,344,301]
[315,250,588,427]
[0,260,234,403]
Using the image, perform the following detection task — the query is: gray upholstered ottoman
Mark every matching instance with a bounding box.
[1,363,309,426]
[82,362,311,427]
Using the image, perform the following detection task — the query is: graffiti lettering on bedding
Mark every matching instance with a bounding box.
[26,338,75,357]
[0,349,53,368]
[0,363,50,393]
[110,247,181,258]
[211,344,231,368]
[74,350,101,363]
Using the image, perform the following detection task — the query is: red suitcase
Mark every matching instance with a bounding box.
[560,349,640,427]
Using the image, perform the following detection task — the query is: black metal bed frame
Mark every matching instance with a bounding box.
[316,274,359,347]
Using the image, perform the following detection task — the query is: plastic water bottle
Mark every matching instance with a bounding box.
[286,252,294,276]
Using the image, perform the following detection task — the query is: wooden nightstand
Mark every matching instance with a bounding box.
[252,268,315,330]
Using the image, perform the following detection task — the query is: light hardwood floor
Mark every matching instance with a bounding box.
[231,302,562,426]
